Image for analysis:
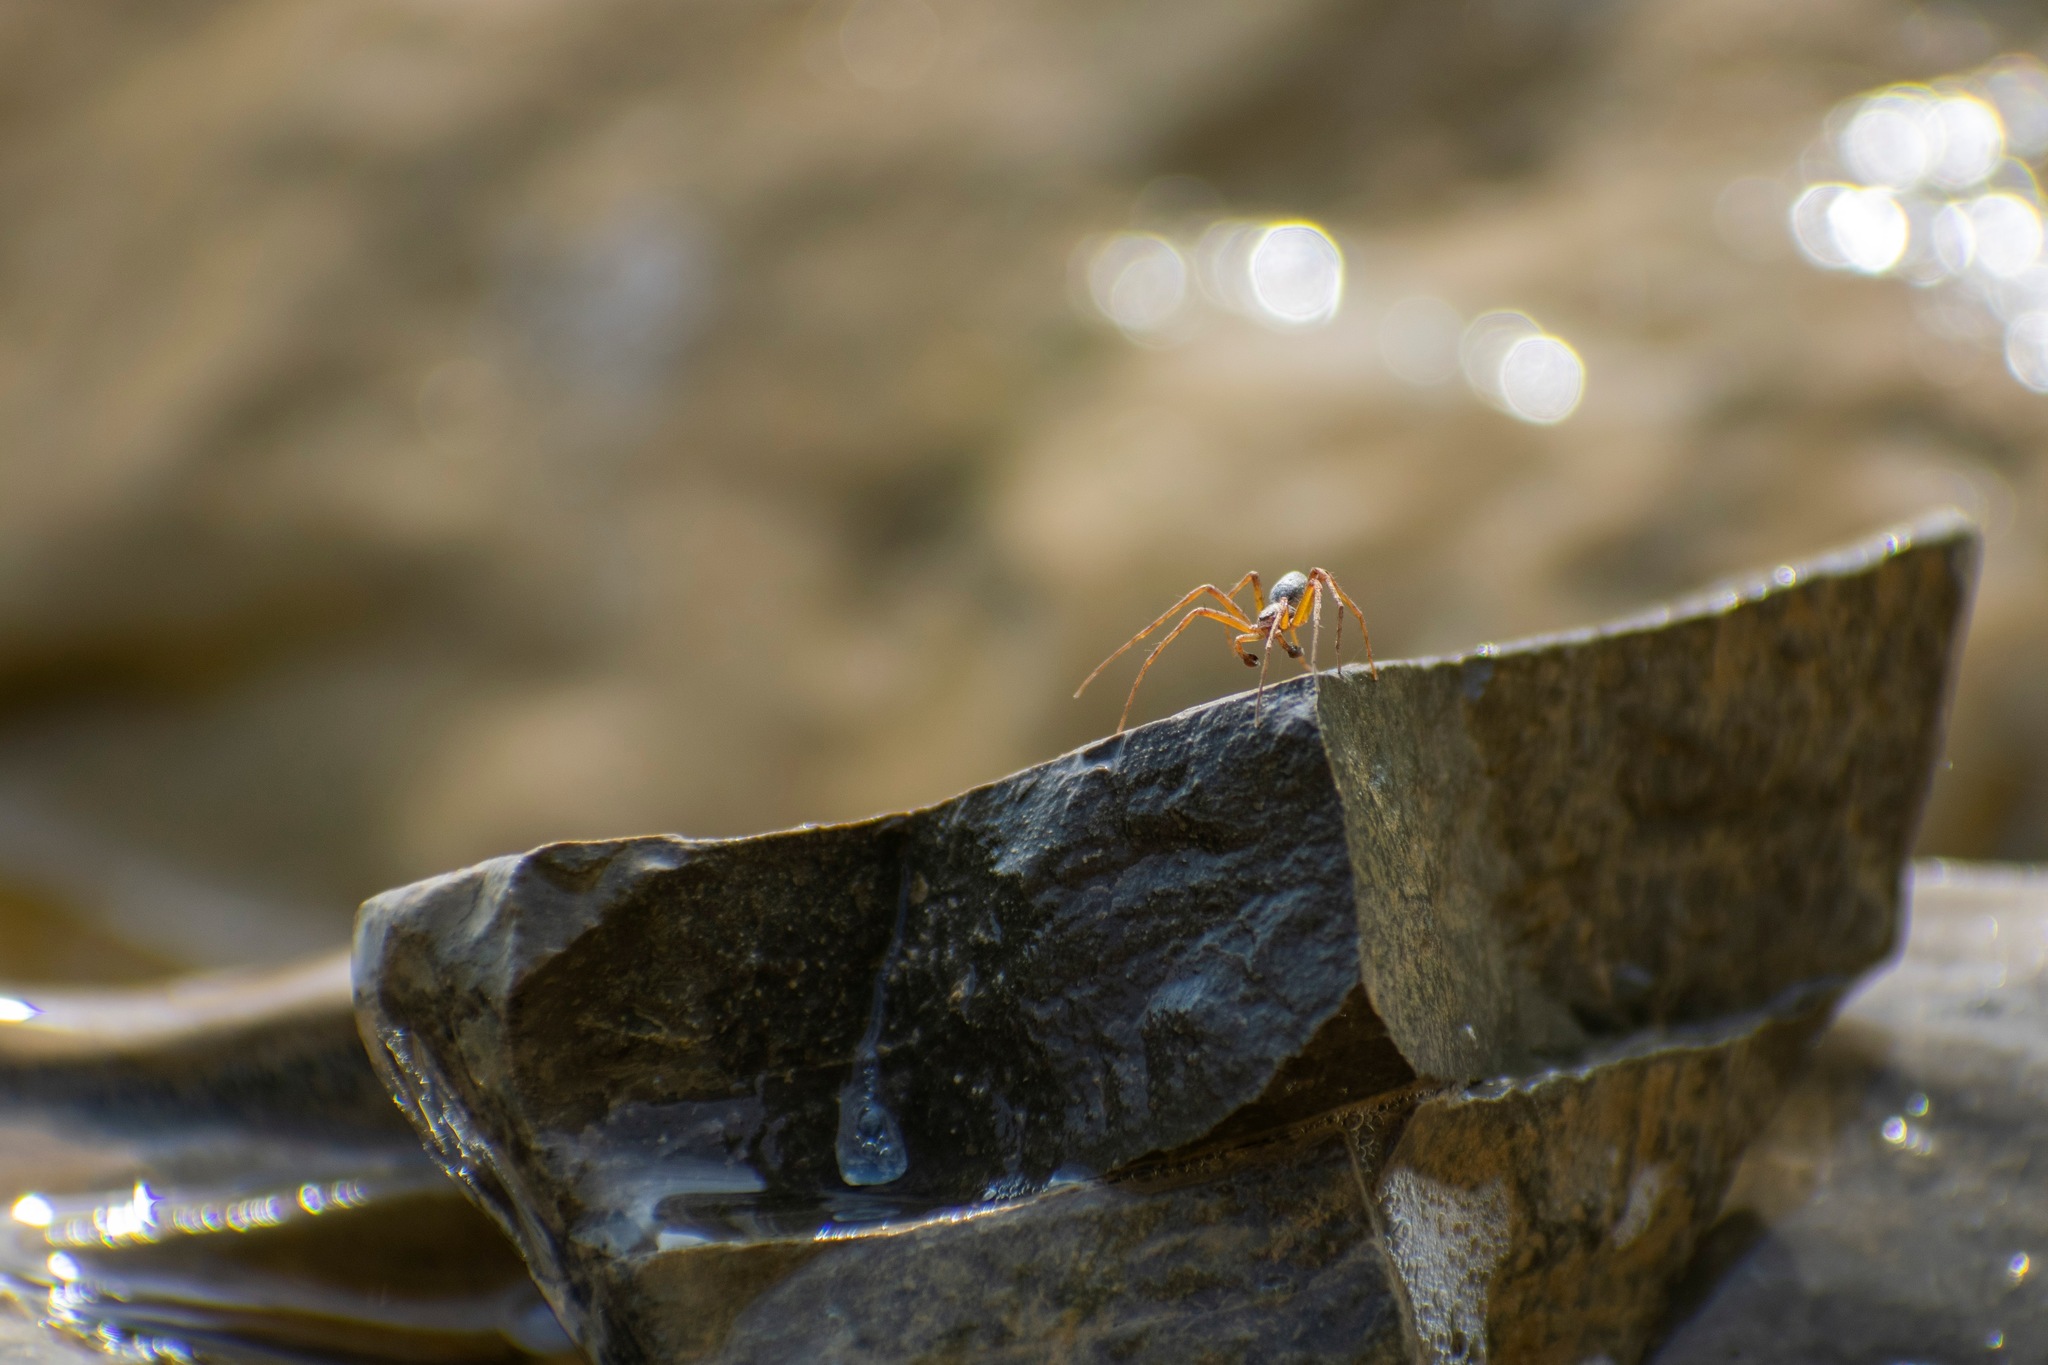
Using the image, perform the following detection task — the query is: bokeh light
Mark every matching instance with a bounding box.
[1968,193,2043,276]
[1933,201,1977,272]
[1246,223,1343,326]
[1932,96,2006,188]
[1778,55,2048,397]
[1841,90,1941,189]
[1791,184,1856,269]
[1985,58,2048,157]
[1086,233,1189,339]
[1498,336,1586,424]
[1193,219,1262,313]
[1457,311,1585,424]
[2004,311,2048,390]
[1460,311,1542,403]
[1828,187,1910,273]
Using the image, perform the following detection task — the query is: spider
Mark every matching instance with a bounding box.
[1075,569,1376,733]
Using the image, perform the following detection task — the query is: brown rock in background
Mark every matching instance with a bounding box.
[0,0,2041,969]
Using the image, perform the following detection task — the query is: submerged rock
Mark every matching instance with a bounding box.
[354,515,1976,1365]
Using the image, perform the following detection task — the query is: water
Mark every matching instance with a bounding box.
[834,1056,909,1187]
[833,868,913,1189]
[0,1132,572,1365]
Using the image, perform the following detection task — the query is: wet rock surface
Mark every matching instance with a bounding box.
[353,517,1974,1365]
[1653,863,2048,1363]
[6,872,2046,1365]
[0,957,571,1364]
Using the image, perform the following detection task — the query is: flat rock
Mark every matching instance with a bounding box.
[352,515,1975,1365]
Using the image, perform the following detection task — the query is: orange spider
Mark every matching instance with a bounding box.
[1075,569,1377,733]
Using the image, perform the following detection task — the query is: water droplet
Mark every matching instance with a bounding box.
[836,1057,909,1186]
[2009,1250,2031,1284]
[1906,1091,1930,1117]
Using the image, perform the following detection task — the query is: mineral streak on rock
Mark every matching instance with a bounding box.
[1373,1003,1827,1365]
[353,514,1977,1365]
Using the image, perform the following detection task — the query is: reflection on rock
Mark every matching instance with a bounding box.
[0,956,571,1364]
[356,517,1973,1364]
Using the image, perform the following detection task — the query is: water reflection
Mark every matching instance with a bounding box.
[1245,224,1343,326]
[1085,233,1190,340]
[1779,54,2048,393]
[2,1161,567,1364]
[1078,191,1585,422]
[1460,311,1586,423]
[1086,215,1343,335]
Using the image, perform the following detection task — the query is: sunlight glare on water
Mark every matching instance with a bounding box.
[1791,184,1856,269]
[1498,336,1585,423]
[1087,233,1189,339]
[1458,311,1585,424]
[1969,193,2044,276]
[1460,310,1542,404]
[1827,186,1910,272]
[1933,96,2006,188]
[1775,55,2048,396]
[1246,223,1343,325]
[1083,216,1344,335]
[2003,311,2048,390]
[1841,89,1941,189]
[1985,58,2048,157]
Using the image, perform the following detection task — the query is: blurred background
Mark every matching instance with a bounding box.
[0,0,2044,983]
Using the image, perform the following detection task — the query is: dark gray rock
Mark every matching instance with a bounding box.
[352,514,1975,1365]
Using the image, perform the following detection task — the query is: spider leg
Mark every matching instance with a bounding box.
[1115,608,1260,732]
[1234,570,1266,616]
[1254,616,1282,719]
[1279,625,1310,670]
[1308,569,1376,679]
[1307,583,1324,676]
[1075,583,1257,700]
